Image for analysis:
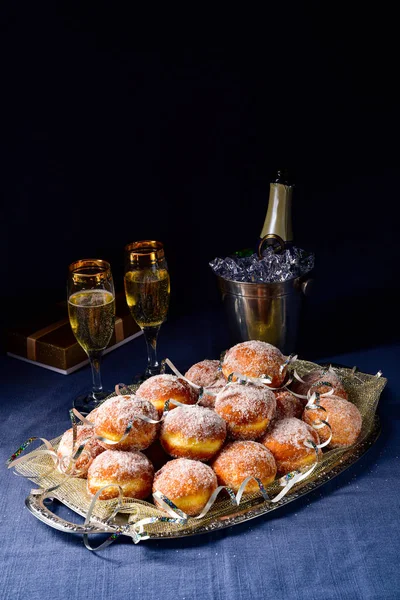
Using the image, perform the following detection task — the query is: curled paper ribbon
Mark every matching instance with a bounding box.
[163,358,202,391]
[7,423,95,494]
[129,457,321,544]
[279,354,298,374]
[83,484,130,551]
[227,372,272,385]
[303,393,333,449]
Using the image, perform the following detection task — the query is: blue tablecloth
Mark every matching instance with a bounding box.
[1,314,399,600]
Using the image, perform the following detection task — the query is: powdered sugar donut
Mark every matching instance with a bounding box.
[57,425,104,478]
[290,368,348,402]
[136,374,198,415]
[221,341,287,388]
[94,395,158,451]
[274,390,304,421]
[87,450,154,500]
[185,360,227,409]
[261,417,322,474]
[160,405,226,461]
[211,441,277,493]
[302,396,362,448]
[153,458,218,516]
[214,383,276,440]
[185,359,226,388]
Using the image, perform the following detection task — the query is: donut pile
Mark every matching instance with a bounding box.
[57,340,363,517]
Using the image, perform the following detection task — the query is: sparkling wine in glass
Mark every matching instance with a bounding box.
[124,241,170,380]
[68,259,115,413]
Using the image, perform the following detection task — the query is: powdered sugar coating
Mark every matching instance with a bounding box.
[214,383,276,439]
[222,340,286,387]
[185,360,226,388]
[211,441,277,492]
[57,425,104,477]
[87,450,154,499]
[137,374,198,414]
[161,405,226,441]
[274,390,304,421]
[160,405,226,460]
[88,449,153,481]
[262,417,318,449]
[290,368,348,401]
[302,396,362,448]
[261,417,321,474]
[94,395,158,451]
[153,458,217,500]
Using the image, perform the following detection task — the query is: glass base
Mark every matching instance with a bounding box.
[131,365,161,385]
[72,390,113,416]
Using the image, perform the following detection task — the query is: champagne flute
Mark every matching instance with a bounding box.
[68,259,116,413]
[124,241,170,380]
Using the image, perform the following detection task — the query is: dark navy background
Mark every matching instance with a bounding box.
[1,4,399,356]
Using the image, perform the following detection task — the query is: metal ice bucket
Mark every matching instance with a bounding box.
[216,275,312,354]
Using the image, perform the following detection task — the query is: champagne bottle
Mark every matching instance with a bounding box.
[259,169,294,254]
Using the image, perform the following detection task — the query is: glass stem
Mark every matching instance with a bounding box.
[89,352,103,399]
[143,326,161,376]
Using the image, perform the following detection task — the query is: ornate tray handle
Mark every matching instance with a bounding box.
[25,493,120,536]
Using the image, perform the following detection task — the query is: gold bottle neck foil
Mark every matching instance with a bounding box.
[260,183,293,242]
[125,240,165,267]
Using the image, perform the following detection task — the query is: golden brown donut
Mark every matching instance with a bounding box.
[85,407,100,422]
[211,441,277,493]
[214,382,276,440]
[136,374,198,416]
[261,417,322,474]
[274,390,304,421]
[153,458,218,516]
[302,396,362,448]
[221,340,287,388]
[94,395,158,451]
[289,368,348,402]
[87,450,154,500]
[160,405,226,461]
[185,360,227,409]
[185,359,226,388]
[57,425,104,478]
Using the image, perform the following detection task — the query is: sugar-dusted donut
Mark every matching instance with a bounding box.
[211,441,277,493]
[214,382,276,440]
[57,425,104,478]
[185,359,227,409]
[153,458,218,516]
[302,396,362,449]
[94,395,158,451]
[87,450,154,500]
[221,341,287,388]
[274,390,304,421]
[136,374,198,415]
[160,405,226,461]
[261,417,322,474]
[290,368,348,402]
[185,359,226,388]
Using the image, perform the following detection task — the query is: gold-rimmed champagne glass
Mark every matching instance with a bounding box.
[67,259,115,413]
[124,241,170,380]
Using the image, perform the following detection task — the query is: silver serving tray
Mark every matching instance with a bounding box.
[25,413,381,541]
